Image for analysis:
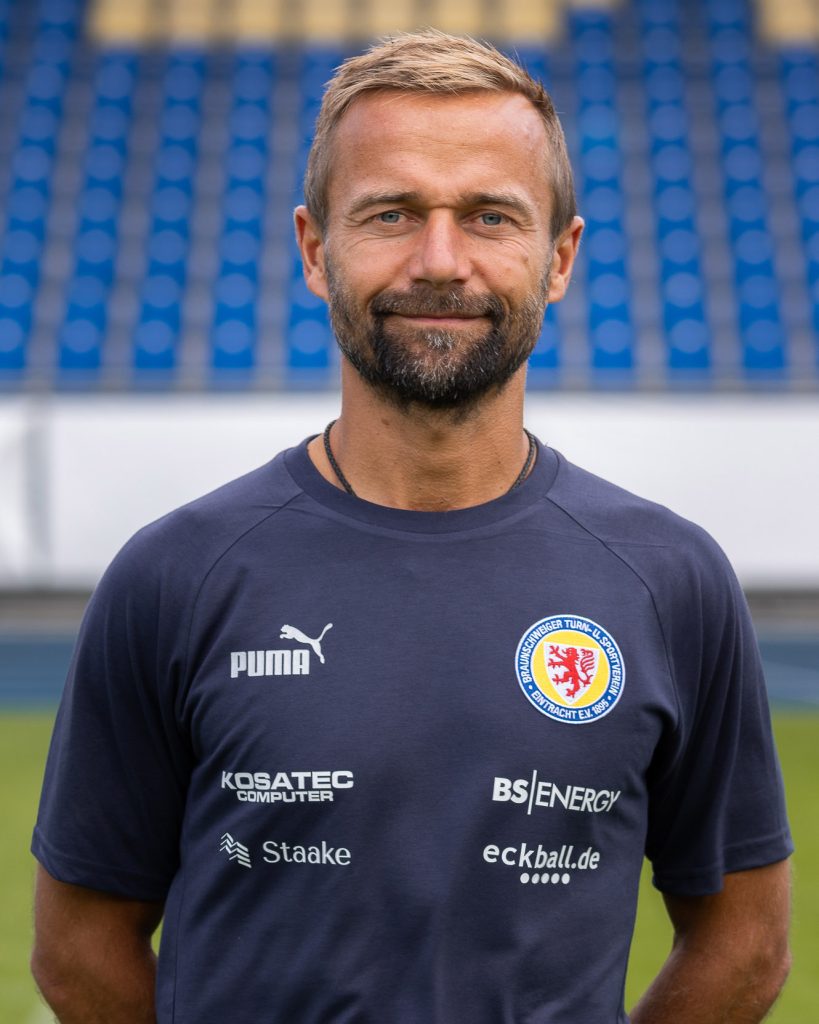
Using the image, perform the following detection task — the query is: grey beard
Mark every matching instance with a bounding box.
[325,270,550,412]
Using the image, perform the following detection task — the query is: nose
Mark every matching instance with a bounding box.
[407,211,471,286]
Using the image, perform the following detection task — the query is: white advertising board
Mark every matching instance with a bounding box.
[1,393,817,590]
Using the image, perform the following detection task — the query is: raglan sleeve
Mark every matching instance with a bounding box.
[643,533,793,896]
[32,525,194,901]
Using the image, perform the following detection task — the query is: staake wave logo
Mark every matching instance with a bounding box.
[220,832,252,868]
[515,614,625,724]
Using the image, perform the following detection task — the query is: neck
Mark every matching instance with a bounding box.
[308,363,533,511]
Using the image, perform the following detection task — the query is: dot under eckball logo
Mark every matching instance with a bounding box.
[515,614,625,724]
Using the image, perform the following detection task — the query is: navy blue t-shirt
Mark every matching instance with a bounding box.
[33,438,792,1023]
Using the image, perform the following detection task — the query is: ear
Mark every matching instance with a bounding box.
[294,205,330,302]
[547,216,584,303]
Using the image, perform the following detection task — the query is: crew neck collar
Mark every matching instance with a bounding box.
[283,434,559,534]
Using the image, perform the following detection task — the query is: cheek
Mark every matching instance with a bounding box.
[484,265,543,307]
[329,249,393,294]
[331,233,414,282]
[477,241,544,288]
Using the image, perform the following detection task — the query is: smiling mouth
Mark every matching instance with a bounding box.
[388,313,487,325]
[371,288,502,325]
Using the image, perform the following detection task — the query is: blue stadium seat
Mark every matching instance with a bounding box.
[134,52,205,376]
[38,0,82,34]
[1,0,816,391]
[209,51,274,380]
[2,228,42,285]
[706,0,786,376]
[1,188,48,373]
[0,273,33,372]
[59,52,136,375]
[1,0,80,376]
[284,47,348,383]
[639,0,711,375]
[571,11,634,377]
[285,244,334,381]
[505,47,561,381]
[780,50,819,349]
[212,270,257,363]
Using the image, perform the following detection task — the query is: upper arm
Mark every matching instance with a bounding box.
[32,542,192,900]
[32,865,164,1020]
[645,545,792,895]
[662,860,792,962]
[33,863,164,973]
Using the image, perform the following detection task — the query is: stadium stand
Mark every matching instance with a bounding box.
[0,0,816,390]
[640,0,711,376]
[573,7,636,379]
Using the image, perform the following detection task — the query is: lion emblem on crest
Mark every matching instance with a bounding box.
[544,644,599,703]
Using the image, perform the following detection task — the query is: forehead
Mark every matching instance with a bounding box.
[325,90,552,214]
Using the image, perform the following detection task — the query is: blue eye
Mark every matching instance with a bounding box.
[377,211,402,224]
[480,212,504,226]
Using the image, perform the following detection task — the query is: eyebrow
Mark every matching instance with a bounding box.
[345,191,423,217]
[345,189,535,220]
[461,191,535,219]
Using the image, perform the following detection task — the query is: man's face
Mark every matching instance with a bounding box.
[301,90,569,410]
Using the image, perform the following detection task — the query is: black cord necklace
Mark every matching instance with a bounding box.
[322,420,537,499]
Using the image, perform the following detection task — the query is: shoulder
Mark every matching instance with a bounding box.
[547,450,728,567]
[545,450,742,623]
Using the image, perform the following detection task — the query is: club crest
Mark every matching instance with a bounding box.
[544,643,600,704]
[515,615,625,724]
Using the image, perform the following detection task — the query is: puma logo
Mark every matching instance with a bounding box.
[280,623,333,665]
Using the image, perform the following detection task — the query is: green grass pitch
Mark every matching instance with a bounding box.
[2,711,817,1021]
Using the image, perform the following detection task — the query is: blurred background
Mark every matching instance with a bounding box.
[0,0,817,1020]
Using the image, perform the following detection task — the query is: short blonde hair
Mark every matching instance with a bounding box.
[304,29,577,240]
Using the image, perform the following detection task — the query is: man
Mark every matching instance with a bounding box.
[32,30,792,1023]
